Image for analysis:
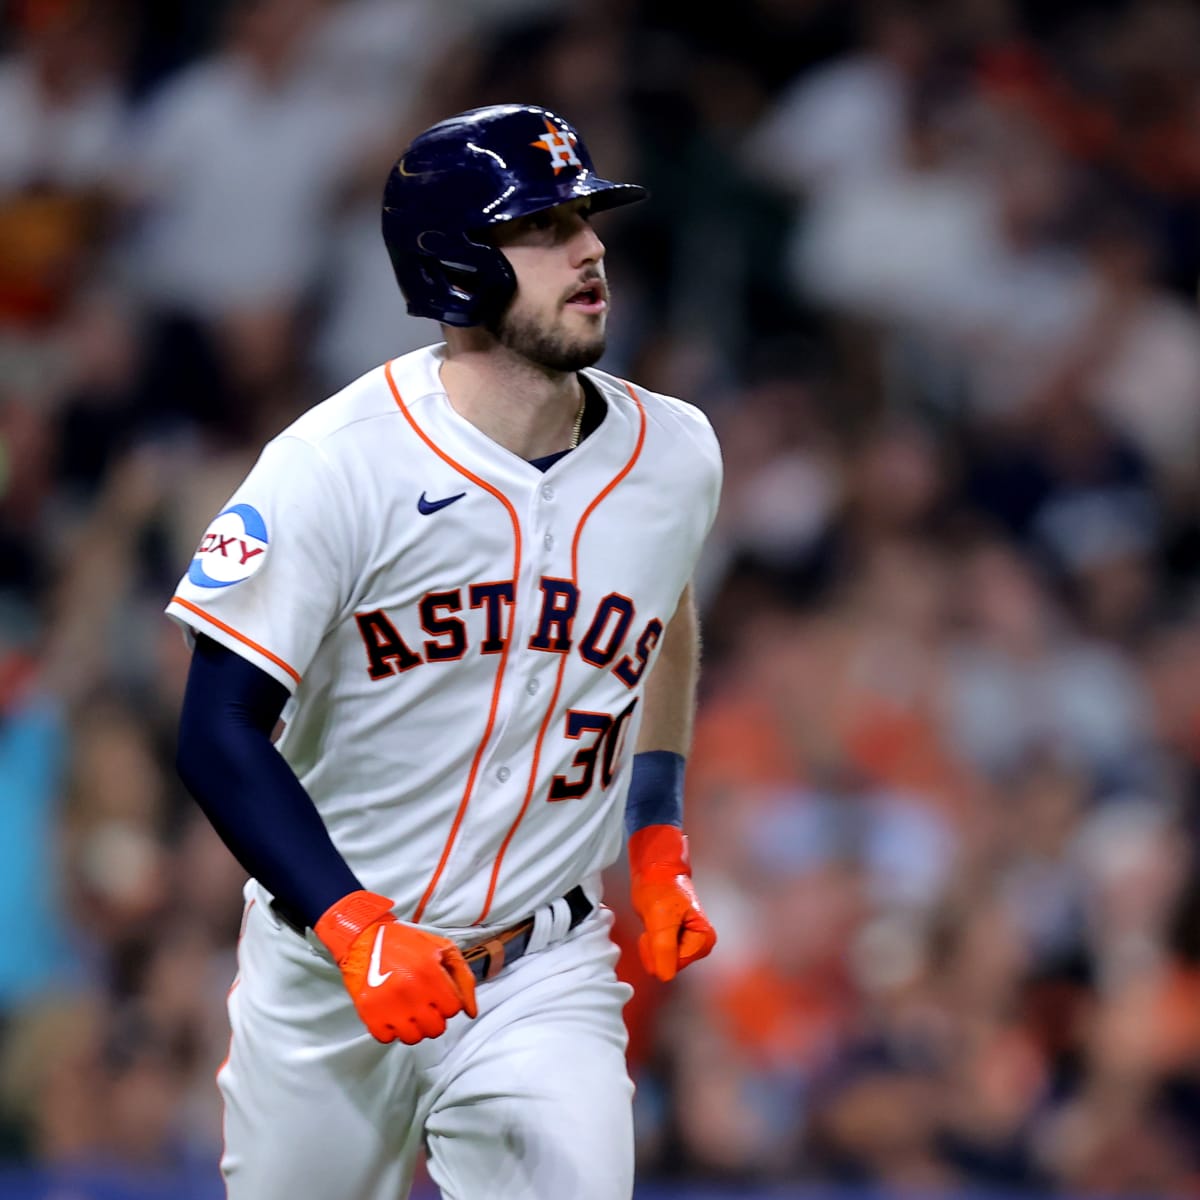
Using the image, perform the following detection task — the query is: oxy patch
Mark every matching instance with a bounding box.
[188,503,269,588]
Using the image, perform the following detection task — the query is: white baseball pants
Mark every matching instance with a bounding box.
[217,891,635,1200]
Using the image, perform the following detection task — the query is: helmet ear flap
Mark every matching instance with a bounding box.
[428,258,484,312]
[392,234,516,327]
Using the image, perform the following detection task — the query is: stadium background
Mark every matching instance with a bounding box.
[2,0,1200,1196]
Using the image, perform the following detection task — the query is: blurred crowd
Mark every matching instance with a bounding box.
[1,0,1199,1195]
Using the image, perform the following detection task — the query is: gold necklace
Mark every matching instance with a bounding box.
[569,393,586,449]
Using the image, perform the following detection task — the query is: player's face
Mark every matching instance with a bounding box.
[486,199,609,372]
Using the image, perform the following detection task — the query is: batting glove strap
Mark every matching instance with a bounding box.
[628,823,692,881]
[314,889,398,964]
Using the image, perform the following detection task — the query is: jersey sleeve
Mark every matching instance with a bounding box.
[668,396,724,539]
[164,435,354,692]
[696,412,723,538]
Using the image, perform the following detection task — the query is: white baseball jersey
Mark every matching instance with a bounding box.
[166,343,721,935]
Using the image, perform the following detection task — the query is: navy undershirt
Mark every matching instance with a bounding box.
[527,448,570,472]
[176,386,603,928]
[177,635,363,926]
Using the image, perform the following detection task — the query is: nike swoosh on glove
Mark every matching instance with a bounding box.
[628,824,717,982]
[314,890,478,1044]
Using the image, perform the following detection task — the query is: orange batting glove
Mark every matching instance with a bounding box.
[628,824,717,982]
[314,890,478,1045]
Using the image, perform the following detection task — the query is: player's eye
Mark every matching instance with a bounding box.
[498,202,593,246]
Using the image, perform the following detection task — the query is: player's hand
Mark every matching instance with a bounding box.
[628,825,717,982]
[314,890,478,1044]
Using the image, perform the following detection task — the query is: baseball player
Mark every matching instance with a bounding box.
[169,104,721,1200]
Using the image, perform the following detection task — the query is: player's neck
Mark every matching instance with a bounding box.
[439,348,585,461]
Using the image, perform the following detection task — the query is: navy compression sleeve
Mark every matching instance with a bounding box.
[176,635,363,927]
[624,750,685,837]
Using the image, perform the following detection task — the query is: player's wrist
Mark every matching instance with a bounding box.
[624,750,685,838]
[314,889,397,963]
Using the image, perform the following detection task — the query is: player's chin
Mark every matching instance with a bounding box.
[562,305,607,337]
[568,334,606,370]
[550,324,606,369]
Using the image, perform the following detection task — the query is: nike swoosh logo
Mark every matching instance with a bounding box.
[418,491,466,515]
[367,926,392,988]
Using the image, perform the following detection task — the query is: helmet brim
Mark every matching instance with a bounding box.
[476,177,648,228]
[576,179,649,212]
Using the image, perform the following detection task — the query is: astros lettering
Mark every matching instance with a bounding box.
[355,582,661,684]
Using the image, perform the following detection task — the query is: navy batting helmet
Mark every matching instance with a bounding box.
[381,104,647,327]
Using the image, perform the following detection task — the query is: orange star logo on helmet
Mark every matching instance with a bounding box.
[531,117,582,174]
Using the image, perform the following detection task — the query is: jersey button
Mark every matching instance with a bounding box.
[543,533,554,550]
[496,766,511,782]
[541,485,555,501]
[526,679,540,695]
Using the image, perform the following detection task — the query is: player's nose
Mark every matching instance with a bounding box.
[569,217,605,267]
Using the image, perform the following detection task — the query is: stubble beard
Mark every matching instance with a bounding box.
[487,303,606,374]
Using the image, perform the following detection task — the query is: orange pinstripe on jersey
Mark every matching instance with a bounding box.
[383,358,523,925]
[475,380,647,924]
[171,596,302,685]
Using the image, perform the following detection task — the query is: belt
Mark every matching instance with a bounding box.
[461,885,593,984]
[271,885,593,986]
